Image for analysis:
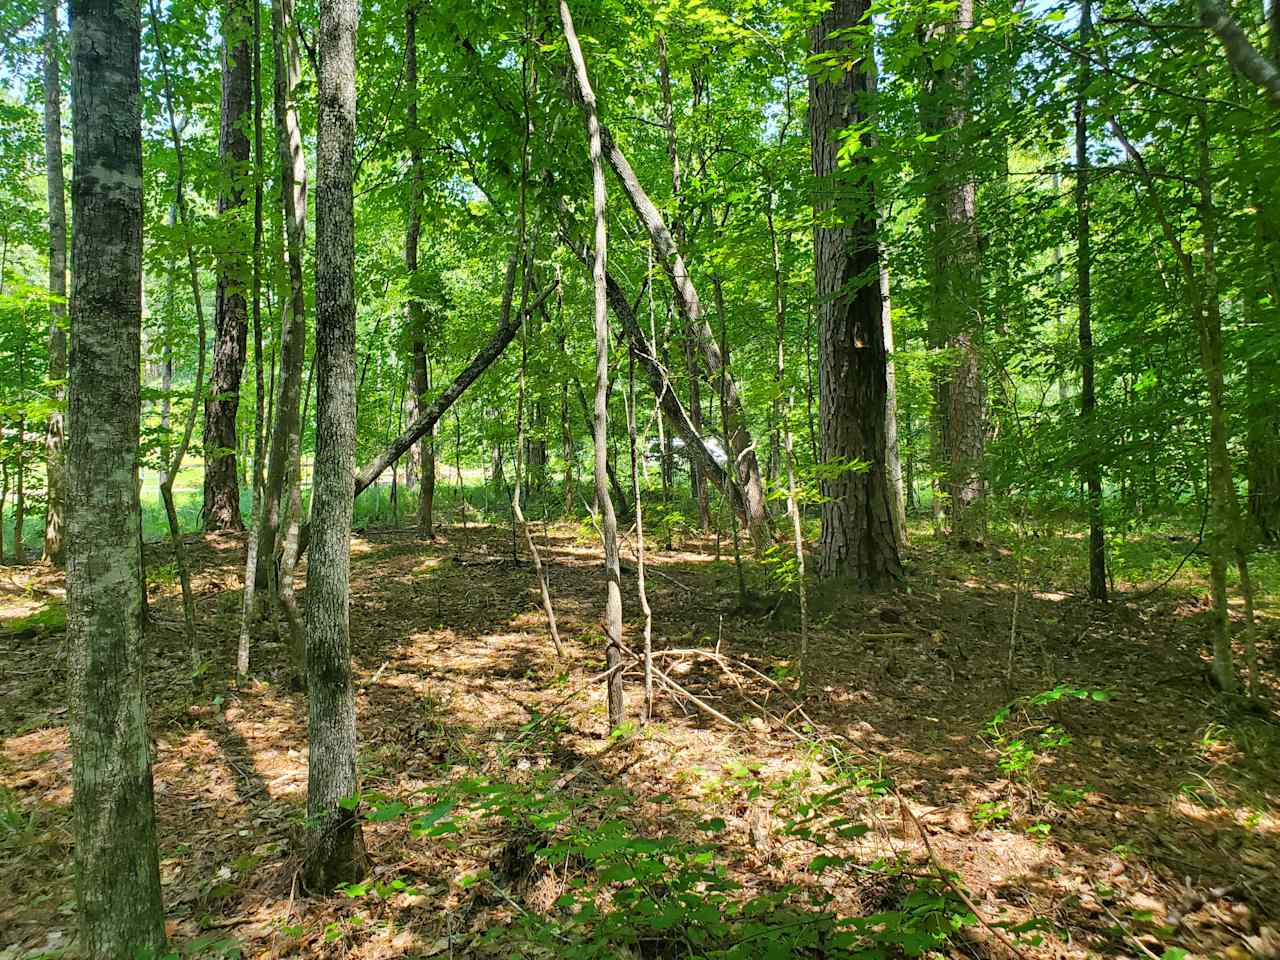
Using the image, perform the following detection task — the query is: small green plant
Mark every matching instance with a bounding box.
[981,684,1113,829]
[973,801,1011,828]
[147,561,180,587]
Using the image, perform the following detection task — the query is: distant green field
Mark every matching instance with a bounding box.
[0,459,544,558]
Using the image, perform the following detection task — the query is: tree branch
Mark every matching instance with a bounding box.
[1198,0,1280,106]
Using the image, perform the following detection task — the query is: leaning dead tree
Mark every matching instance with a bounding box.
[295,253,558,558]
[554,212,751,530]
[352,273,558,495]
[561,40,772,553]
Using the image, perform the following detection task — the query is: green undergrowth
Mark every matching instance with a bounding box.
[335,767,1002,959]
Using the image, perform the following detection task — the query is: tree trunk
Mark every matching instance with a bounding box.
[66,0,166,950]
[881,264,907,545]
[0,461,7,564]
[1245,8,1280,543]
[405,1,435,538]
[1076,0,1107,599]
[625,349,654,717]
[921,0,987,539]
[1110,112,1245,693]
[238,0,268,679]
[810,0,902,585]
[256,0,308,621]
[203,0,252,531]
[1195,115,1247,693]
[42,0,67,565]
[1247,367,1280,543]
[562,0,623,729]
[558,291,575,515]
[656,34,709,532]
[149,0,210,664]
[555,215,749,531]
[13,417,25,563]
[305,0,369,891]
[561,52,770,549]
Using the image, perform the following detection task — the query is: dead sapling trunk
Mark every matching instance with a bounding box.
[562,0,624,729]
[625,348,655,719]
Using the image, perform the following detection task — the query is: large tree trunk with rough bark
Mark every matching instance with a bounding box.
[66,0,166,951]
[921,0,987,540]
[810,0,902,585]
[203,0,252,530]
[305,0,369,891]
[42,0,67,565]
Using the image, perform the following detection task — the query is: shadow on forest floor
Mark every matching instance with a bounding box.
[1,519,1278,959]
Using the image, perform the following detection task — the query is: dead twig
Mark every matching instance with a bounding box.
[896,790,1031,960]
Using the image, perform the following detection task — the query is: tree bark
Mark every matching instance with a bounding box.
[881,264,907,544]
[149,0,210,665]
[554,213,749,530]
[203,0,253,530]
[66,0,166,951]
[405,1,435,538]
[255,0,308,650]
[238,0,268,679]
[351,275,556,497]
[1109,114,1246,692]
[656,33,709,531]
[1199,0,1280,106]
[562,0,623,729]
[1076,0,1107,599]
[810,0,902,585]
[42,0,67,565]
[13,416,25,563]
[1245,4,1280,542]
[305,0,369,891]
[920,0,987,539]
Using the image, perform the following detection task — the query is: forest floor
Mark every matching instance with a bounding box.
[1,515,1278,960]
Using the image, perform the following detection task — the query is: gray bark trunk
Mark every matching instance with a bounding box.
[238,0,268,678]
[42,0,67,565]
[305,0,369,890]
[255,0,308,639]
[881,265,907,544]
[66,0,166,951]
[1076,0,1107,599]
[562,0,624,729]
[149,0,210,666]
[405,2,435,538]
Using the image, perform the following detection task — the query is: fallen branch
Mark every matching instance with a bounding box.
[896,790,1030,960]
[619,640,742,729]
